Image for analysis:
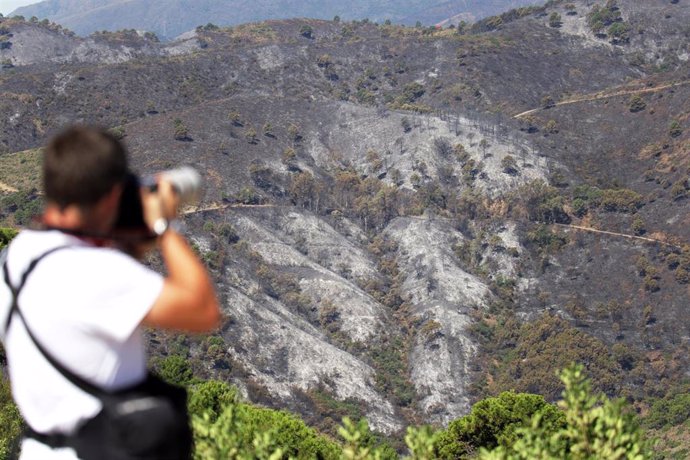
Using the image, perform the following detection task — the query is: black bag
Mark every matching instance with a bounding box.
[3,246,192,459]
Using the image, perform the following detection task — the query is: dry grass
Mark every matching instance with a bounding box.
[0,148,42,192]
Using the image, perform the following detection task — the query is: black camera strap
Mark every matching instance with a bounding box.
[2,246,107,398]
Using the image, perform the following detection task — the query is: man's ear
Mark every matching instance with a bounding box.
[103,183,124,211]
[89,183,124,232]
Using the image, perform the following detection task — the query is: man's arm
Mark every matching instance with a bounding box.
[140,179,221,332]
[142,229,220,331]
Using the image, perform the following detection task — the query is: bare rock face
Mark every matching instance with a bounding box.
[0,24,82,66]
[309,102,549,197]
[231,210,389,342]
[223,283,402,434]
[0,21,198,67]
[221,208,402,433]
[384,216,490,423]
[218,207,530,430]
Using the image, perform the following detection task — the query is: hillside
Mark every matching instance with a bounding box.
[1,0,690,450]
[9,0,544,40]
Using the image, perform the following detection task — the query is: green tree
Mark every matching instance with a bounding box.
[501,155,519,175]
[192,388,341,459]
[0,377,22,460]
[549,12,562,28]
[480,364,651,460]
[108,126,125,140]
[245,127,258,144]
[0,228,18,250]
[173,119,190,141]
[541,95,555,109]
[436,392,564,459]
[405,425,439,460]
[188,380,238,422]
[545,120,558,133]
[644,390,690,430]
[229,111,243,126]
[628,95,646,112]
[300,24,314,39]
[153,354,195,386]
[339,417,397,460]
[608,22,630,43]
[287,123,302,143]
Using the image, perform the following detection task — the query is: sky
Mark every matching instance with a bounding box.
[0,0,39,15]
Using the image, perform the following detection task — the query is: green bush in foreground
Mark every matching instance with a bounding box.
[0,227,18,250]
[435,391,565,458]
[190,380,341,459]
[190,364,651,459]
[0,377,22,460]
[480,364,651,460]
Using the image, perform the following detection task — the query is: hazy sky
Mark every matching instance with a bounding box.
[1,0,39,15]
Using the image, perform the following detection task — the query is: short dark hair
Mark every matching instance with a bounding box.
[44,126,129,209]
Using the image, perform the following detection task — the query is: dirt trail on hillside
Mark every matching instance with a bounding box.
[554,223,682,249]
[0,181,18,193]
[181,202,276,214]
[184,203,685,250]
[514,79,690,119]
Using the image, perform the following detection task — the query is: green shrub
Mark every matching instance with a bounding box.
[173,119,190,141]
[189,380,239,422]
[338,417,397,460]
[192,388,342,459]
[527,225,567,253]
[299,25,314,39]
[1,191,43,226]
[481,364,651,459]
[501,155,518,175]
[520,180,569,223]
[489,314,622,401]
[0,227,18,249]
[152,354,195,387]
[631,216,646,235]
[548,12,562,28]
[0,377,22,460]
[669,120,682,138]
[608,21,630,43]
[628,95,646,112]
[235,187,263,205]
[436,392,565,458]
[670,180,687,200]
[587,4,622,33]
[645,391,690,429]
[599,188,643,213]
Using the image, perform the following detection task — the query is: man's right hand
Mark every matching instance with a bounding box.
[141,179,220,333]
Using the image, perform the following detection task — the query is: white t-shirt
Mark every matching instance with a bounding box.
[0,230,164,460]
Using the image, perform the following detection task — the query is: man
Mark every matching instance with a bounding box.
[0,125,220,459]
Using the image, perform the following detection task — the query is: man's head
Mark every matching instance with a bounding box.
[43,126,129,231]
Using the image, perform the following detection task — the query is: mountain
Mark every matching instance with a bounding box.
[1,0,690,452]
[9,0,544,40]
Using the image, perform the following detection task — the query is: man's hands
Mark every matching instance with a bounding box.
[141,177,221,332]
[141,178,180,235]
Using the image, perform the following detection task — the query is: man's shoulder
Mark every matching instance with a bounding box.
[7,231,142,279]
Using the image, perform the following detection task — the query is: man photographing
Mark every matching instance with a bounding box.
[0,125,221,459]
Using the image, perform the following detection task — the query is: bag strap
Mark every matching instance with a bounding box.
[3,246,107,398]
